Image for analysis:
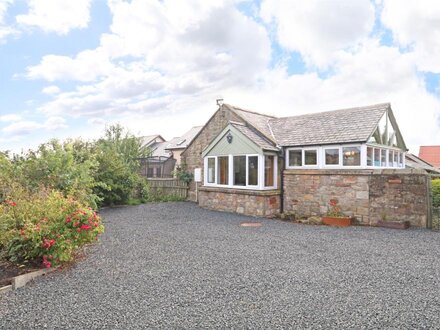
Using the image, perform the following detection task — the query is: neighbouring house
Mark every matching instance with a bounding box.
[181,102,433,227]
[406,153,440,174]
[419,146,440,169]
[165,126,203,170]
[139,135,176,178]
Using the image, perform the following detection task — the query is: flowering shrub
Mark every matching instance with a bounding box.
[326,199,346,218]
[0,188,104,268]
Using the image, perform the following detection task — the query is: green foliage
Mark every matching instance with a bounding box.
[93,124,149,206]
[12,139,100,209]
[0,189,103,267]
[433,179,440,208]
[173,164,193,184]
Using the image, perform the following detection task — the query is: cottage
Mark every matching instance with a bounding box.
[181,102,432,227]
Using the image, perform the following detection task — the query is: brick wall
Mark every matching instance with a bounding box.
[283,169,430,227]
[199,187,281,217]
[181,106,243,201]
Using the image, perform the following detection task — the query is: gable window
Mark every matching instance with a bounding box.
[248,156,258,186]
[342,146,361,166]
[265,155,275,187]
[325,148,340,165]
[288,149,302,167]
[207,157,216,183]
[218,156,229,185]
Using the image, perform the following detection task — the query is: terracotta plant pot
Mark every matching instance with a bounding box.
[322,216,353,227]
[377,220,410,229]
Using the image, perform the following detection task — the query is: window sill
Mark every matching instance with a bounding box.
[199,186,280,196]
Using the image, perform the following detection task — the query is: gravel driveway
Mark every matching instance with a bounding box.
[1,202,439,329]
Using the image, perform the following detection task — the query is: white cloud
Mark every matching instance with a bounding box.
[44,116,66,130]
[2,116,67,136]
[42,85,60,95]
[381,0,440,72]
[260,0,375,68]
[26,49,113,82]
[0,113,21,122]
[0,0,17,42]
[16,0,92,35]
[2,120,42,136]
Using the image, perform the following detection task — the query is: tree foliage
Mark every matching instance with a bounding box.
[433,179,440,208]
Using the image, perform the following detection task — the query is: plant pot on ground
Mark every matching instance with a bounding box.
[322,199,353,227]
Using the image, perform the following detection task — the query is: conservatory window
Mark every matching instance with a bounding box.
[304,150,318,166]
[218,156,229,185]
[367,147,374,166]
[207,157,216,183]
[288,149,302,167]
[233,156,246,186]
[265,155,275,187]
[374,149,381,166]
[325,148,340,165]
[248,156,258,186]
[343,146,361,166]
[381,149,387,167]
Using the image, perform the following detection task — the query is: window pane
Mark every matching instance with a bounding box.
[289,150,302,166]
[343,146,361,166]
[233,156,246,186]
[218,156,229,185]
[207,158,215,183]
[399,152,404,167]
[304,150,317,165]
[393,151,398,167]
[374,149,381,166]
[381,149,387,167]
[248,156,258,186]
[367,147,373,166]
[265,155,275,187]
[325,149,339,165]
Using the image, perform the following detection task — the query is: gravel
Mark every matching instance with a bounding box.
[1,202,439,329]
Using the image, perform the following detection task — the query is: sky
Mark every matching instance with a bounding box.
[0,0,439,154]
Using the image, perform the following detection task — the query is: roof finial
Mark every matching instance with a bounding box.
[216,98,224,107]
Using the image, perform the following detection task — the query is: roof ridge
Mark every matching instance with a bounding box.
[223,103,277,118]
[272,102,390,121]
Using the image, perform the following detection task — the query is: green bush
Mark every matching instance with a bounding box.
[0,188,103,267]
[93,124,149,206]
[433,179,440,208]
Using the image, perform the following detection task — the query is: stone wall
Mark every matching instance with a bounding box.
[199,186,281,217]
[283,169,430,227]
[181,106,243,201]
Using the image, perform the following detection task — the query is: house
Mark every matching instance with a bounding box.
[406,153,440,174]
[139,135,176,178]
[181,102,432,227]
[419,146,440,169]
[165,126,203,170]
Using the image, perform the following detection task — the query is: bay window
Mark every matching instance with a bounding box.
[233,156,246,186]
[204,154,277,189]
[218,156,229,185]
[207,157,215,183]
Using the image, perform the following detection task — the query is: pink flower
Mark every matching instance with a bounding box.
[42,256,51,268]
[5,200,16,207]
[80,224,91,231]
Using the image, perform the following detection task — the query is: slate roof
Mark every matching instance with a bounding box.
[141,135,165,147]
[166,126,203,150]
[419,146,440,168]
[230,122,279,152]
[224,104,276,142]
[150,141,172,158]
[406,153,440,174]
[269,103,390,147]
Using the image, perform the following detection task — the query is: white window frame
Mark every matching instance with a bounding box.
[286,147,319,169]
[204,153,277,190]
[284,144,406,170]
